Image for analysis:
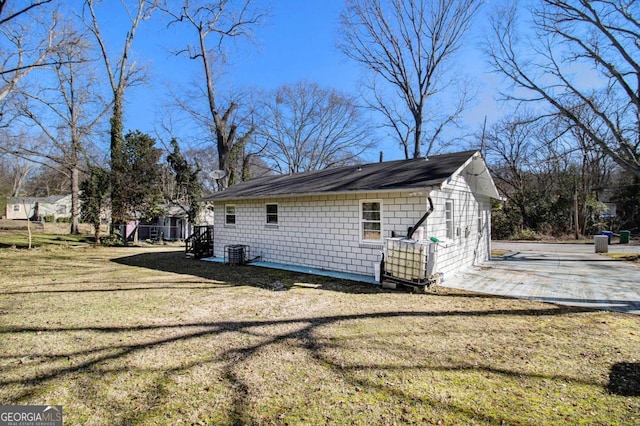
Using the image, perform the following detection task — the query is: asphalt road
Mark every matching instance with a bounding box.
[442,241,640,315]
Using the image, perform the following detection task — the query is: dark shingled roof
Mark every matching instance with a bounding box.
[203,150,481,201]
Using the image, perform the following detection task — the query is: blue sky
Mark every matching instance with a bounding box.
[111,0,502,162]
[230,0,359,91]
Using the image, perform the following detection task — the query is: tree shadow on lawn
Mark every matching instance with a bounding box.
[5,250,623,423]
[111,250,640,315]
[111,249,395,294]
[112,250,626,311]
[1,306,603,425]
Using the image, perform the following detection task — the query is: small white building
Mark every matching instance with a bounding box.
[5,195,72,221]
[201,150,500,283]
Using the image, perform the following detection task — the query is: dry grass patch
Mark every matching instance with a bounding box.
[605,252,640,264]
[490,249,509,258]
[0,245,638,425]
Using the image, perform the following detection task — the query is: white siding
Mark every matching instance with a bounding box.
[5,202,30,220]
[213,175,492,280]
[5,196,73,221]
[214,191,427,277]
[425,174,492,278]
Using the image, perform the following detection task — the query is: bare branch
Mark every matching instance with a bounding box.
[255,82,375,174]
[486,0,640,176]
[0,6,65,104]
[159,0,265,189]
[339,0,482,158]
[0,0,52,26]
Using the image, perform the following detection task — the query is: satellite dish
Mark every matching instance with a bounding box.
[209,170,227,180]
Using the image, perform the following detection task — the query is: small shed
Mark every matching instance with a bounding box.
[201,150,500,283]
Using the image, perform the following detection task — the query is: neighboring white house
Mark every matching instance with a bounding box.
[5,195,72,221]
[201,150,500,283]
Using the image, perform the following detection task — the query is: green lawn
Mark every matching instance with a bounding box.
[0,231,94,249]
[0,241,638,425]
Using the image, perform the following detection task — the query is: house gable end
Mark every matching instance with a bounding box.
[439,152,500,200]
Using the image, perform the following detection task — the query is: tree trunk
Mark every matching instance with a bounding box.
[70,163,80,234]
[110,96,125,224]
[413,110,422,158]
[93,225,100,248]
[216,127,232,189]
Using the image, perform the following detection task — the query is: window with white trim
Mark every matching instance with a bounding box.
[225,204,236,225]
[445,200,454,240]
[477,203,483,234]
[266,203,278,224]
[360,200,382,242]
[13,205,20,212]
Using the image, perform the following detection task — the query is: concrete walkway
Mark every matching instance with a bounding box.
[443,241,640,315]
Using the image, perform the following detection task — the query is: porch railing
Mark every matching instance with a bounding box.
[185,225,214,259]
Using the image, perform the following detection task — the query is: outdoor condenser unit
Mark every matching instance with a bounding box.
[224,244,250,265]
[382,237,437,286]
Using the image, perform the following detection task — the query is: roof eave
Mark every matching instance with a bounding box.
[439,151,501,199]
[202,185,440,202]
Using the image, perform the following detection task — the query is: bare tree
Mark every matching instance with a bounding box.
[11,21,111,233]
[364,79,413,159]
[83,0,157,223]
[483,113,545,225]
[0,149,34,196]
[338,0,482,158]
[483,110,614,238]
[486,0,640,177]
[166,85,260,187]
[23,163,69,196]
[160,0,265,189]
[256,81,374,174]
[0,1,62,108]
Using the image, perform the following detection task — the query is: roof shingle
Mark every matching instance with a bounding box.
[203,150,481,200]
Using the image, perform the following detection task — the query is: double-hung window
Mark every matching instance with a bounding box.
[225,205,236,225]
[445,200,454,240]
[266,203,278,225]
[360,200,382,243]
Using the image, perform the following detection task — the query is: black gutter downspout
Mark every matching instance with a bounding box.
[407,196,434,240]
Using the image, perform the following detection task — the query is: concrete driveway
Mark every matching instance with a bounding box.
[443,241,640,315]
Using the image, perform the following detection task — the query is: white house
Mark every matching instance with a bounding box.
[201,150,500,284]
[5,195,72,221]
